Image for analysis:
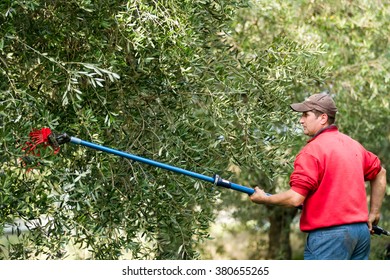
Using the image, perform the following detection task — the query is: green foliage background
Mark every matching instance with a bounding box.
[0,0,388,259]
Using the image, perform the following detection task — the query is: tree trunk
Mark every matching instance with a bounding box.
[266,206,298,259]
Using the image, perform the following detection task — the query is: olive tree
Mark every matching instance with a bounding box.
[2,0,387,261]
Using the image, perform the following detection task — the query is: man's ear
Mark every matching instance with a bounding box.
[320,113,329,125]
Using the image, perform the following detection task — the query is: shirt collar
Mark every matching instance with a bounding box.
[307,124,338,143]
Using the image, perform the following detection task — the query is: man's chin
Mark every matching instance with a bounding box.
[303,130,313,137]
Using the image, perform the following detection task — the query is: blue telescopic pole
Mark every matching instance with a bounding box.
[63,135,390,235]
[70,137,256,195]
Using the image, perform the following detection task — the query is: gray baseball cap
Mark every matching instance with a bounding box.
[290,93,337,117]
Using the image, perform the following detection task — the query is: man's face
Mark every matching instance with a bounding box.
[299,111,327,136]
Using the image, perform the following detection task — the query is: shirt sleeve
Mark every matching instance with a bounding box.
[363,150,382,181]
[289,152,322,197]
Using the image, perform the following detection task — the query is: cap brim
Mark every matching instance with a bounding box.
[290,103,311,112]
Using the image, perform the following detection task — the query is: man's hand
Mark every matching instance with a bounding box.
[249,187,269,205]
[368,212,381,235]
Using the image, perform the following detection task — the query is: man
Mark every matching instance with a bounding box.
[250,93,387,260]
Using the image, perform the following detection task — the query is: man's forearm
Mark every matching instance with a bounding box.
[369,167,387,216]
[250,188,305,208]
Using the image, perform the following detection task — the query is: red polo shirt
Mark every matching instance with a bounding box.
[290,125,382,231]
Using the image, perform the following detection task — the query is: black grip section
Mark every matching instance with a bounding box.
[213,174,232,189]
[373,225,390,236]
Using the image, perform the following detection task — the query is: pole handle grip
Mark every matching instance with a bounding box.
[213,174,272,196]
[373,225,390,236]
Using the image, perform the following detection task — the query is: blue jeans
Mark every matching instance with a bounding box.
[304,223,370,260]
